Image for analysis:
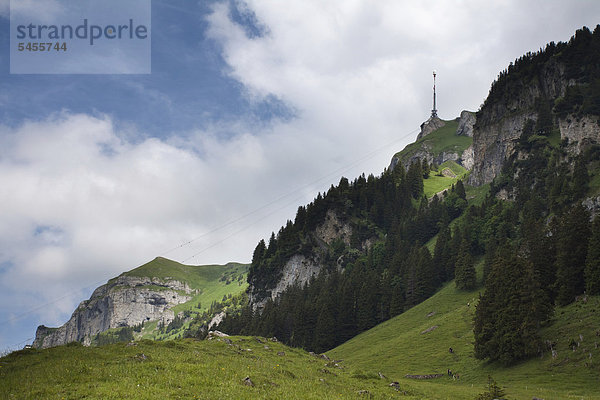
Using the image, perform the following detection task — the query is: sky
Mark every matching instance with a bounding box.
[0,0,599,352]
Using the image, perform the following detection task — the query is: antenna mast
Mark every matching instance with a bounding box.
[431,70,438,118]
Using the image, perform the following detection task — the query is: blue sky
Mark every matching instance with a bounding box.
[1,0,600,352]
[1,1,272,134]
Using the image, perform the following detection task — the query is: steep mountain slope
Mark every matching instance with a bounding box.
[244,115,475,313]
[328,276,600,400]
[33,257,248,348]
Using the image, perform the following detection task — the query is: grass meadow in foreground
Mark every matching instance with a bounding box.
[1,336,426,400]
[329,279,600,400]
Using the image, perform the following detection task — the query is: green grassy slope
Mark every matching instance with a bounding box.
[392,119,472,165]
[328,277,600,400]
[1,337,422,400]
[423,160,469,198]
[120,257,247,290]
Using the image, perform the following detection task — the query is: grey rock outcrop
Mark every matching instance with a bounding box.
[468,59,569,186]
[417,116,445,140]
[559,115,600,154]
[248,210,354,310]
[461,145,474,171]
[468,112,537,186]
[315,210,353,246]
[270,254,321,300]
[249,253,322,310]
[456,110,475,137]
[582,196,600,219]
[208,311,226,331]
[33,275,194,349]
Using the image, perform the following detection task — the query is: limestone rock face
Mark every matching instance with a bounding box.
[468,59,569,186]
[456,111,475,137]
[559,115,600,154]
[417,116,445,140]
[468,112,537,186]
[270,254,321,300]
[582,195,600,219]
[33,276,194,349]
[315,210,352,246]
[248,210,354,310]
[461,145,474,171]
[208,311,227,330]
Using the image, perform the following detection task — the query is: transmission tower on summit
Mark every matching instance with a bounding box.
[431,70,438,118]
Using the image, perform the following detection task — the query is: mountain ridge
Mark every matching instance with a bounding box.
[33,257,249,348]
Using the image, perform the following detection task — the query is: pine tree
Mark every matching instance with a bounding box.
[313,290,337,353]
[534,98,553,136]
[406,159,424,198]
[389,277,404,317]
[475,376,506,400]
[454,179,466,200]
[520,204,556,304]
[475,252,548,365]
[555,204,590,306]
[445,226,462,280]
[572,156,590,199]
[585,217,600,294]
[455,239,476,290]
[336,279,358,343]
[356,271,378,331]
[422,158,430,179]
[432,224,451,283]
[482,239,497,285]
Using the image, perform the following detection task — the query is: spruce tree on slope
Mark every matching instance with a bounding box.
[555,204,590,306]
[474,252,547,365]
[455,239,476,290]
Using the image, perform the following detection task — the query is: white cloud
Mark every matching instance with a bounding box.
[207,0,600,133]
[0,113,317,331]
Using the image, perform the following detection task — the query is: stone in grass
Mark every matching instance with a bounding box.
[277,351,285,356]
[420,325,438,335]
[207,331,229,340]
[242,376,254,387]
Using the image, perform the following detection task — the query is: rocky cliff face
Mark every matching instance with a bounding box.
[456,110,475,137]
[468,59,573,186]
[468,111,538,186]
[33,275,195,348]
[559,115,600,154]
[248,210,356,310]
